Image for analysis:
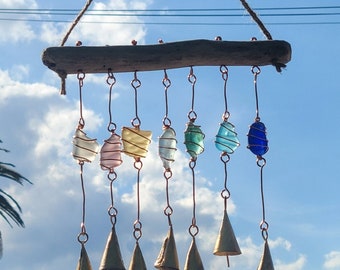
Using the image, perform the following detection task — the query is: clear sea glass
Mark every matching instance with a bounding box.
[121,127,152,159]
[247,121,269,156]
[72,128,99,163]
[158,127,177,170]
[184,122,205,160]
[215,120,240,154]
[100,133,123,171]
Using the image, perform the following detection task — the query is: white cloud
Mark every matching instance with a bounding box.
[276,254,307,270]
[324,251,340,269]
[0,69,57,103]
[269,236,292,251]
[0,0,38,43]
[39,0,152,46]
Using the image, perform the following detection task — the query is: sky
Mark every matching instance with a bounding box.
[0,0,340,269]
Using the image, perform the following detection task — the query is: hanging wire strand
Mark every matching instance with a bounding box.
[60,0,93,46]
[187,67,197,122]
[239,0,273,40]
[106,69,117,132]
[220,65,230,121]
[162,69,172,127]
[107,171,118,225]
[77,161,89,244]
[188,160,199,237]
[131,71,142,128]
[251,66,261,122]
[133,160,143,241]
[77,70,86,129]
[220,153,231,211]
[257,157,269,240]
[163,170,174,226]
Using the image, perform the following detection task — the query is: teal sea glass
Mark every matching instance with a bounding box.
[215,120,240,154]
[247,121,269,156]
[184,121,205,160]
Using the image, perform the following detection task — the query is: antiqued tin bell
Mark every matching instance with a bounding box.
[99,225,126,270]
[215,120,240,154]
[122,127,152,159]
[213,211,241,261]
[154,225,179,270]
[184,237,204,270]
[158,127,177,170]
[72,128,100,163]
[100,133,123,171]
[257,240,274,270]
[128,242,147,270]
[76,244,93,270]
[247,121,269,156]
[184,121,205,160]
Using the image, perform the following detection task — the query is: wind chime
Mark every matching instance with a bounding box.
[42,1,292,269]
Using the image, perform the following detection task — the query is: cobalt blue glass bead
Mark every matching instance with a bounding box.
[247,121,269,156]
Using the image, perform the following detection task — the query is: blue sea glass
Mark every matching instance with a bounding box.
[215,120,240,154]
[247,121,269,156]
[184,121,205,160]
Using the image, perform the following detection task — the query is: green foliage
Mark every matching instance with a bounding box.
[0,140,32,258]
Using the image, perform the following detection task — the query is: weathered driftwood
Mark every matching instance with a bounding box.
[41,39,291,94]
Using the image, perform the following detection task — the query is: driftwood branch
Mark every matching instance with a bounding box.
[41,39,291,94]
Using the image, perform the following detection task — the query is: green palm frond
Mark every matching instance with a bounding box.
[0,231,2,259]
[0,163,32,185]
[0,189,24,227]
[0,141,32,228]
[0,140,31,259]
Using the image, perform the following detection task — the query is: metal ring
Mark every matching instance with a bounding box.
[77,232,89,244]
[188,224,199,237]
[251,65,261,75]
[131,117,141,128]
[256,157,267,167]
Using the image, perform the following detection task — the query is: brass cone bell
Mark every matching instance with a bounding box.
[128,242,147,270]
[257,240,274,270]
[154,225,180,270]
[76,244,93,270]
[99,226,126,270]
[213,211,241,257]
[184,237,204,270]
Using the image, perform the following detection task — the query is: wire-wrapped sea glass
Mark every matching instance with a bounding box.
[247,121,269,156]
[72,128,100,163]
[215,120,240,154]
[121,127,152,159]
[100,133,123,171]
[158,127,177,170]
[184,121,205,160]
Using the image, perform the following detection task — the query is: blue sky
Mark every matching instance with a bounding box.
[0,0,340,269]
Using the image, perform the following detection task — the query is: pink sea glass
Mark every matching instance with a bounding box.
[100,133,123,171]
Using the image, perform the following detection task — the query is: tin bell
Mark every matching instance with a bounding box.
[154,225,179,270]
[128,242,147,270]
[76,244,93,270]
[99,225,126,270]
[184,238,204,270]
[257,240,274,270]
[213,211,241,266]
